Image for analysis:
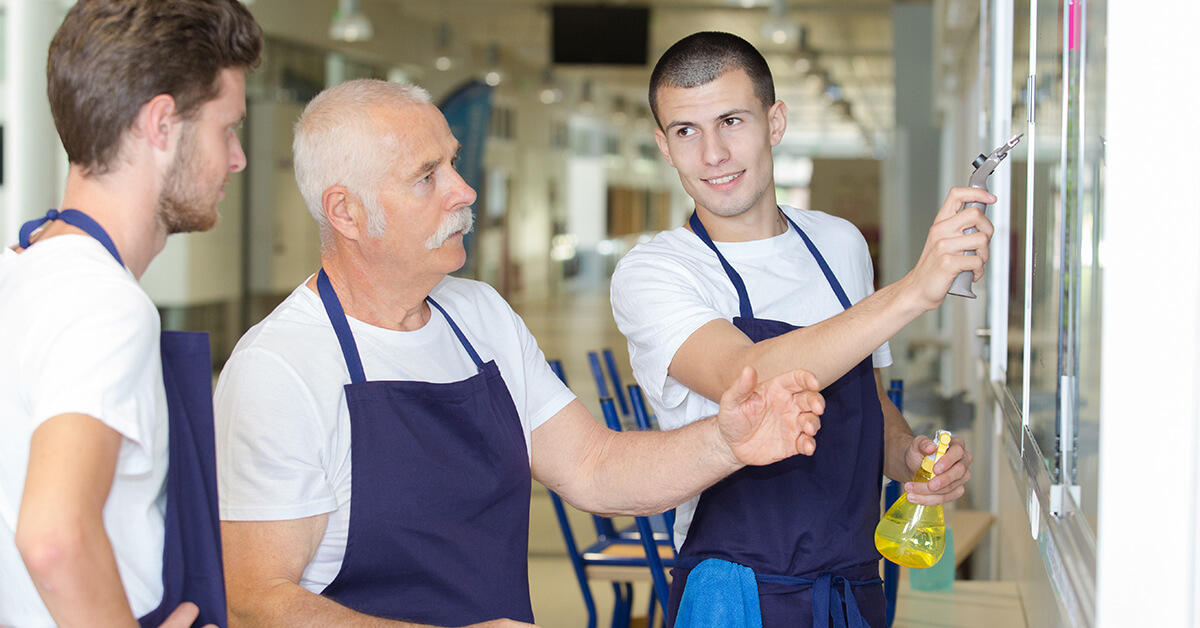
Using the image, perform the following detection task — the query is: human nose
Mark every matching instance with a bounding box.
[448,166,477,207]
[230,136,247,173]
[700,132,730,167]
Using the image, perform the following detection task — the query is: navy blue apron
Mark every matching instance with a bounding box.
[667,211,886,628]
[315,269,534,625]
[19,209,227,628]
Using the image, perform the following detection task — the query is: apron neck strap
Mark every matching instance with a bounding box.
[427,297,484,368]
[688,211,753,319]
[317,269,368,384]
[316,270,486,383]
[19,209,125,268]
[780,213,853,311]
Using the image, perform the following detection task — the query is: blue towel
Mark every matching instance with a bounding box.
[675,558,763,628]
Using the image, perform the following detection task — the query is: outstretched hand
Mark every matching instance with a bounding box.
[716,366,825,467]
[906,186,997,310]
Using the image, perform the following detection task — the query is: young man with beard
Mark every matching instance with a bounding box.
[0,1,261,626]
[611,32,994,626]
[215,79,828,628]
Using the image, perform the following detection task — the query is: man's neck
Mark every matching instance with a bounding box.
[312,252,442,332]
[691,203,788,243]
[55,165,166,278]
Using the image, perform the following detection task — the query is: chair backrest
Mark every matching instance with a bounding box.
[627,384,657,431]
[601,396,673,612]
[550,359,621,539]
[588,349,630,418]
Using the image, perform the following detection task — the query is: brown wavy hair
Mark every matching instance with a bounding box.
[48,0,262,175]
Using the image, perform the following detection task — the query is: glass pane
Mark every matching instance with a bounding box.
[1006,0,1031,417]
[1074,0,1106,529]
[1028,0,1067,480]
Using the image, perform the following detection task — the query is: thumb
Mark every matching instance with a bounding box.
[733,365,758,402]
[157,602,200,628]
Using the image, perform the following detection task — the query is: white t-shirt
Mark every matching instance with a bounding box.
[215,275,575,594]
[0,236,167,627]
[610,205,891,547]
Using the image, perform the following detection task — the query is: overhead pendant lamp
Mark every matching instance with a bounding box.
[330,0,373,42]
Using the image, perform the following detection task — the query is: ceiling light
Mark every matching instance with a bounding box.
[329,0,372,42]
[761,0,798,45]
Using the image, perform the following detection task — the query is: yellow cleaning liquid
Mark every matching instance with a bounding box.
[874,431,951,569]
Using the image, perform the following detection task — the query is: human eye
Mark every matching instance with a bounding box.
[675,126,696,138]
[721,116,742,127]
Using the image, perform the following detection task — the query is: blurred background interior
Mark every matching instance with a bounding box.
[3,0,1197,626]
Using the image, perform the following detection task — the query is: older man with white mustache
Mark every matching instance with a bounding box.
[212,79,828,628]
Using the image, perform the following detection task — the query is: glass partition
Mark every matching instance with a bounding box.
[1073,0,1106,529]
[1027,0,1067,479]
[1006,0,1031,423]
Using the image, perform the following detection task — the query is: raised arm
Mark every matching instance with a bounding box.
[531,367,823,516]
[669,187,996,401]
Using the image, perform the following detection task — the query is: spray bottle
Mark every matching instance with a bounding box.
[947,134,1023,298]
[874,430,953,569]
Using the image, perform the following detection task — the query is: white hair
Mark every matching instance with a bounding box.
[292,78,433,245]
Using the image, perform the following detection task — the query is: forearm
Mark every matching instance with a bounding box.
[680,280,926,403]
[229,579,427,628]
[757,280,925,387]
[543,414,741,517]
[880,397,917,482]
[16,516,139,627]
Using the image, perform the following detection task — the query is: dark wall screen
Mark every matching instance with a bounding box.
[551,5,650,66]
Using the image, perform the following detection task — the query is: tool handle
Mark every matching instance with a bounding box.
[947,187,988,299]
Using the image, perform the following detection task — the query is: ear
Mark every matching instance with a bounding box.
[138,94,181,153]
[768,100,788,147]
[654,128,675,167]
[323,185,368,241]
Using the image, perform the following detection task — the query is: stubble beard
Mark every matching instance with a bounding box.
[157,125,220,235]
[694,175,772,220]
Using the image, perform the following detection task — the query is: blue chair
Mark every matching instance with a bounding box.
[883,379,904,627]
[626,384,676,622]
[599,396,675,628]
[546,360,676,628]
[550,360,653,544]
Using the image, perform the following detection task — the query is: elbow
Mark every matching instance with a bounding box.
[225,576,299,628]
[15,518,89,586]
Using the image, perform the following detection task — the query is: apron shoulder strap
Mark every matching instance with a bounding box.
[317,269,368,383]
[428,296,484,369]
[781,213,853,311]
[688,211,754,319]
[19,209,125,267]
